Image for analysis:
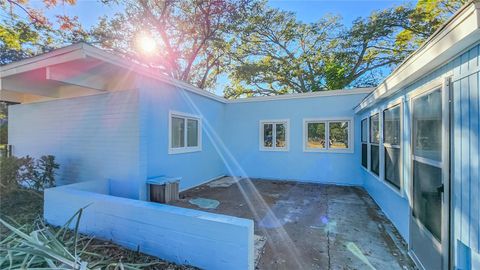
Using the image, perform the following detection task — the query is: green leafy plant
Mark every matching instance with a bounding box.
[0,155,59,191]
[0,208,157,270]
[18,155,35,188]
[0,156,21,191]
[33,155,59,190]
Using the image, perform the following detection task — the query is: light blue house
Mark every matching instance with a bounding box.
[1,2,480,270]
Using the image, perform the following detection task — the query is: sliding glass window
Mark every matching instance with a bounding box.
[370,114,379,176]
[383,105,401,189]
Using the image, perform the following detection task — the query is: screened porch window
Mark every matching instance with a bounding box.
[370,114,379,176]
[260,120,289,151]
[383,105,401,189]
[169,112,202,154]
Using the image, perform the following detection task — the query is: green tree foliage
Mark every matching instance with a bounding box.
[92,0,254,90]
[0,156,21,190]
[394,0,468,54]
[0,0,88,65]
[224,0,468,98]
[225,5,343,97]
[0,102,8,146]
[329,122,348,148]
[0,0,469,97]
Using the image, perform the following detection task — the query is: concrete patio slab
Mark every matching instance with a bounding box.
[170,178,416,270]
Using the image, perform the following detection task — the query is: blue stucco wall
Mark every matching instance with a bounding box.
[138,78,227,192]
[9,90,143,199]
[223,93,368,185]
[357,43,480,268]
[357,95,410,241]
[137,78,369,190]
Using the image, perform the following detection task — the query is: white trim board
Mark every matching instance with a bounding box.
[228,88,373,103]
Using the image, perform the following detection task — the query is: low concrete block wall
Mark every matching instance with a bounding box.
[44,181,254,270]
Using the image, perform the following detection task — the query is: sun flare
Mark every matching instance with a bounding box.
[136,33,157,55]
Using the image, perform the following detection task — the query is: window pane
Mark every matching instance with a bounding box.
[307,122,325,149]
[276,123,286,148]
[413,160,442,241]
[361,119,368,142]
[413,89,442,161]
[362,143,368,168]
[263,124,273,147]
[370,114,379,144]
[371,145,379,175]
[187,119,198,147]
[384,105,401,145]
[171,117,185,148]
[385,147,400,189]
[329,121,349,149]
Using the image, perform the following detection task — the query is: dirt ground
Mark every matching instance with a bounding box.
[171,177,417,270]
[0,189,197,270]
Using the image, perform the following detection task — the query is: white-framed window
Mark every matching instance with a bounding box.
[169,111,202,154]
[303,118,353,153]
[370,113,380,176]
[259,119,289,151]
[361,118,368,168]
[383,103,401,190]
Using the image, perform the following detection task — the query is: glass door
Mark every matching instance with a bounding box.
[409,86,449,270]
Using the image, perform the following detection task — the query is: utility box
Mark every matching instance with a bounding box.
[147,176,181,203]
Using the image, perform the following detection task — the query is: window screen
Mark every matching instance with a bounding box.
[383,105,401,189]
[371,144,379,176]
[361,118,368,168]
[370,114,379,175]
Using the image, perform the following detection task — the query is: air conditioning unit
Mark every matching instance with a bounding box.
[147,176,181,203]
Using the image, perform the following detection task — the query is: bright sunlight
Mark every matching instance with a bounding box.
[136,33,157,55]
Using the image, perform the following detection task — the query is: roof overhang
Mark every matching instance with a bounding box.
[354,1,480,113]
[0,43,227,103]
[0,42,373,104]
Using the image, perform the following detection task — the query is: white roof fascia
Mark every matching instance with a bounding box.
[226,88,374,103]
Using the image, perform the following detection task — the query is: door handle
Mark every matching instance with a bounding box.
[437,184,444,193]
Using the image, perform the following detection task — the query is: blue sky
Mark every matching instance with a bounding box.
[30,0,416,96]
[269,0,415,23]
[35,0,415,27]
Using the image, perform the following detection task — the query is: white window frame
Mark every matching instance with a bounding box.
[369,112,380,176]
[259,119,290,151]
[382,100,403,192]
[168,111,202,154]
[363,98,405,197]
[361,117,369,168]
[303,118,353,153]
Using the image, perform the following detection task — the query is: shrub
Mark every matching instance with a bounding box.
[33,155,59,190]
[0,156,21,191]
[0,155,59,191]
